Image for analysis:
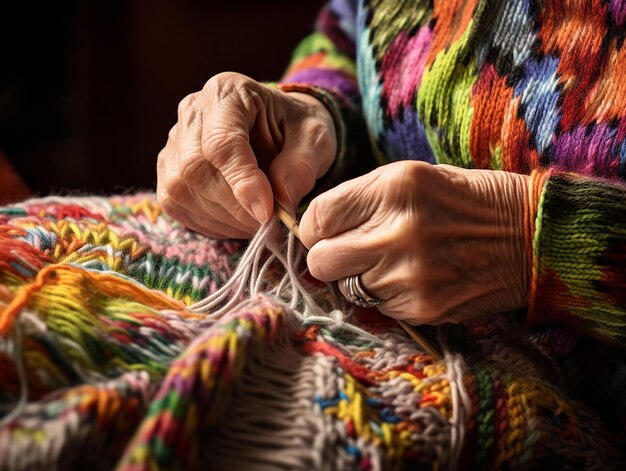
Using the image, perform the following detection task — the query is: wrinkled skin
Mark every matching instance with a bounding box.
[157,72,337,238]
[299,162,530,324]
[158,73,530,324]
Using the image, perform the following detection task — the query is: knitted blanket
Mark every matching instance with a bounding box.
[0,194,623,470]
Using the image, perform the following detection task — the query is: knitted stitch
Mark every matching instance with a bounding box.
[280,0,626,345]
[0,195,624,469]
[3,0,626,468]
[528,172,626,344]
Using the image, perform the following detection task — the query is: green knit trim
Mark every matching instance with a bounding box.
[531,173,626,345]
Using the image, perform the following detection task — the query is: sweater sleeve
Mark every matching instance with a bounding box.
[277,0,375,196]
[527,169,626,347]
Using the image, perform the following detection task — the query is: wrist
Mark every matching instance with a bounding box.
[471,168,533,311]
[491,170,533,310]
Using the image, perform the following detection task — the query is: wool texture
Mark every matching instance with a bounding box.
[3,0,626,468]
[280,0,626,346]
[1,195,625,469]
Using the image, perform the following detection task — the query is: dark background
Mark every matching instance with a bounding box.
[0,0,323,196]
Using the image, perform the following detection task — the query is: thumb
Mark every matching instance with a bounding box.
[200,76,275,224]
[226,145,275,224]
[206,132,274,224]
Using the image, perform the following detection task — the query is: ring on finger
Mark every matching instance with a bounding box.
[342,274,384,307]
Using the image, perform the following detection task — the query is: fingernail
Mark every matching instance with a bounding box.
[251,200,269,223]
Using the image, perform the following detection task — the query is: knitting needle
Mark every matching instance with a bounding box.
[274,200,442,359]
[397,320,442,359]
[274,201,301,241]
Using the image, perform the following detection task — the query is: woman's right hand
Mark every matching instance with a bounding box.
[157,72,337,238]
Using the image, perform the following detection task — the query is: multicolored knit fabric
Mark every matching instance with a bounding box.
[1,195,624,469]
[3,0,626,468]
[280,0,626,346]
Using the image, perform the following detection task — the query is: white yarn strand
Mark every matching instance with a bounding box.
[189,220,274,315]
[444,350,471,471]
[190,216,333,320]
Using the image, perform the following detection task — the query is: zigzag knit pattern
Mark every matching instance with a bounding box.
[0,195,623,469]
[281,0,626,345]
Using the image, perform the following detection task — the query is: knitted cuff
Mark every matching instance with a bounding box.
[527,171,626,344]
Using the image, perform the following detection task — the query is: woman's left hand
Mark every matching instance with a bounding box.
[299,161,531,325]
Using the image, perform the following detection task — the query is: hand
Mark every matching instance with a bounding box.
[299,161,530,324]
[157,72,337,238]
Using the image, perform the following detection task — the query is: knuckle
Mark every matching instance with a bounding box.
[229,170,259,195]
[202,129,247,166]
[177,93,197,118]
[303,120,335,168]
[167,124,178,142]
[157,151,190,205]
[177,149,203,179]
[397,161,434,189]
[303,119,326,145]
[204,74,229,99]
[202,128,232,153]
[179,158,209,189]
[204,72,250,101]
[169,184,191,206]
[158,192,176,218]
[289,160,317,190]
[308,195,334,239]
[162,173,184,202]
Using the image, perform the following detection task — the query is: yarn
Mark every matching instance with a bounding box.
[2,0,626,467]
[0,193,623,470]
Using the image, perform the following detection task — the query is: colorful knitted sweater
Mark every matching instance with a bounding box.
[279,0,626,347]
[1,195,624,469]
[2,1,626,470]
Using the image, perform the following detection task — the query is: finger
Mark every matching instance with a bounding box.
[159,188,251,239]
[158,145,256,238]
[156,125,179,196]
[159,130,258,234]
[172,152,259,233]
[267,117,335,212]
[200,81,274,224]
[165,176,257,237]
[305,227,383,282]
[178,162,260,231]
[174,94,258,229]
[299,170,381,249]
[334,256,412,316]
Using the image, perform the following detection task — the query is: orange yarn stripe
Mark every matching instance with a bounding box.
[525,169,550,290]
[0,264,187,335]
